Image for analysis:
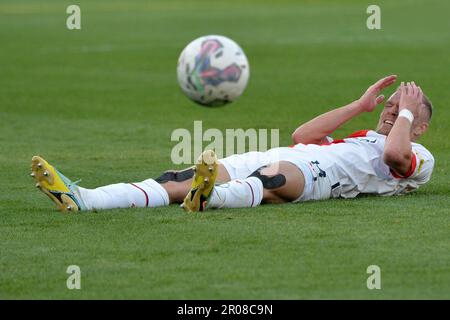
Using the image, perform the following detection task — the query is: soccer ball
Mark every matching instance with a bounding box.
[177,35,250,107]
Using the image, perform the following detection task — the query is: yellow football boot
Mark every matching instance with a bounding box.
[31,156,86,212]
[182,150,218,212]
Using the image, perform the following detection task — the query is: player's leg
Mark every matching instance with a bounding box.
[204,161,304,209]
[172,150,271,211]
[157,164,230,203]
[258,161,305,204]
[79,164,231,209]
[30,155,230,212]
[182,150,305,211]
[31,155,172,212]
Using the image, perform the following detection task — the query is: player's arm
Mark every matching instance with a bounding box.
[291,100,365,144]
[292,75,397,145]
[383,82,423,176]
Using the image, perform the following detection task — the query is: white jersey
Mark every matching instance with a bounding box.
[287,130,435,198]
[220,129,435,201]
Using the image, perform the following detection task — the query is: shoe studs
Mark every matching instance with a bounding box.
[208,166,213,172]
[35,183,40,188]
[204,178,209,183]
[30,172,35,177]
[43,170,49,177]
[37,163,42,168]
[66,205,72,211]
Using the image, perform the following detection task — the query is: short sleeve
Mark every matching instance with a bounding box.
[391,145,435,184]
[410,146,435,184]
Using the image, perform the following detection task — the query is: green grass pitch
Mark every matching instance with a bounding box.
[1,0,449,299]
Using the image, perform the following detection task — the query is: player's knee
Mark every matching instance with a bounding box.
[249,166,287,190]
[155,167,195,183]
[161,180,192,203]
[262,189,287,204]
[250,165,292,203]
[250,162,304,202]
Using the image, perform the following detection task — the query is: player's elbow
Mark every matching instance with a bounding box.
[292,125,313,144]
[292,132,313,145]
[291,127,304,144]
[383,148,411,170]
[292,132,301,144]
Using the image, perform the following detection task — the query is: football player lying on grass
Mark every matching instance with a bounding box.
[31,76,434,212]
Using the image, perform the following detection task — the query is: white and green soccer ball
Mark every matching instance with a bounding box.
[177,35,250,107]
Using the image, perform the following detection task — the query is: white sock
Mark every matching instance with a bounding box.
[78,178,169,210]
[207,176,263,209]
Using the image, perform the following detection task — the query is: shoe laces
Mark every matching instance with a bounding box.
[70,179,82,187]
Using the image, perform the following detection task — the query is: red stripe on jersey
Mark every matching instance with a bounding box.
[289,130,370,147]
[319,130,370,145]
[319,139,345,146]
[390,152,417,179]
[346,130,370,138]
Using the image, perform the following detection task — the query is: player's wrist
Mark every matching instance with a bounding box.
[354,99,368,113]
[398,108,414,124]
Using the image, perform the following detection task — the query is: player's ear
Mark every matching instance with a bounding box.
[413,121,428,138]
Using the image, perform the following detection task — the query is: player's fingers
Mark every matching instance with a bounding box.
[418,86,423,100]
[415,83,422,99]
[384,79,397,89]
[371,76,387,91]
[383,74,397,83]
[376,75,397,89]
[375,94,385,105]
[399,81,405,95]
[406,82,412,96]
[411,81,418,97]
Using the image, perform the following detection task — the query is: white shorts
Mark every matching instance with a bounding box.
[218,147,332,202]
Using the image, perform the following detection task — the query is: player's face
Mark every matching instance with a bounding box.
[376,91,401,136]
[376,90,429,139]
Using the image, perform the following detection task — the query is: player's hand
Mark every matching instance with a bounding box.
[398,81,423,118]
[358,75,397,112]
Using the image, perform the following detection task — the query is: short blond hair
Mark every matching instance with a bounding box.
[422,94,433,122]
